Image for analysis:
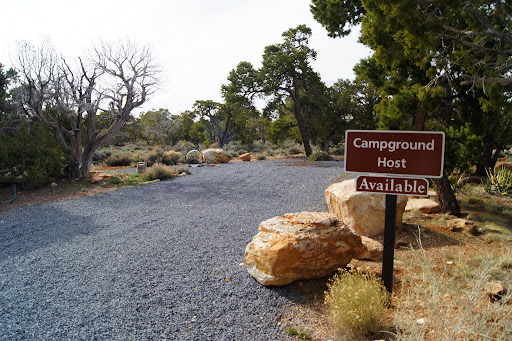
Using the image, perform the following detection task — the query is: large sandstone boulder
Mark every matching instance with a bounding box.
[201,148,229,164]
[244,212,365,286]
[325,179,408,237]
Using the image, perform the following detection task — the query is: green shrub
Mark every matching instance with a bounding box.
[146,146,164,166]
[325,269,389,336]
[92,149,111,163]
[105,154,132,167]
[130,153,145,163]
[256,154,266,160]
[162,150,183,165]
[485,168,512,194]
[237,150,248,156]
[308,151,332,161]
[143,163,174,181]
[0,124,66,187]
[329,146,344,156]
[287,146,303,155]
[285,326,311,340]
[185,150,202,164]
[173,140,196,153]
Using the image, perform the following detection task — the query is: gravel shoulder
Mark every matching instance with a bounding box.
[0,159,347,340]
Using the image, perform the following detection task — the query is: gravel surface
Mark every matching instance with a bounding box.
[0,159,347,340]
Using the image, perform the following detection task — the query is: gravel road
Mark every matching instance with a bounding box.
[0,159,347,340]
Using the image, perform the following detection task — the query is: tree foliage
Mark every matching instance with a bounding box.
[312,0,512,86]
[0,123,66,187]
[260,24,322,156]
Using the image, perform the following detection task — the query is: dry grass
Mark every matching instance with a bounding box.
[394,240,512,340]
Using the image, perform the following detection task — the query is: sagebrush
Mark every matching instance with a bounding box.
[325,268,389,336]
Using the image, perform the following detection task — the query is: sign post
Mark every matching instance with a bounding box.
[344,128,445,293]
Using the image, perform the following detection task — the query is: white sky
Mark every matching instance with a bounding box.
[0,0,372,115]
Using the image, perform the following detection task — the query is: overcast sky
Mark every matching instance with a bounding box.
[0,0,372,115]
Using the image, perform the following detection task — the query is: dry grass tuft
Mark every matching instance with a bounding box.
[324,268,390,337]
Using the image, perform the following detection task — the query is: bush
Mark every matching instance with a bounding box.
[485,168,512,194]
[0,124,66,187]
[287,146,303,155]
[185,150,202,164]
[143,163,174,181]
[308,151,332,161]
[162,150,183,165]
[324,269,389,336]
[105,154,132,167]
[130,153,145,163]
[329,146,344,156]
[92,149,111,163]
[173,140,196,153]
[256,154,266,160]
[146,146,164,166]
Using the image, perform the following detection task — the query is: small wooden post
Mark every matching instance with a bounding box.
[136,162,147,174]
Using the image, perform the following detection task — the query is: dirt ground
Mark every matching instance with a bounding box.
[0,179,117,213]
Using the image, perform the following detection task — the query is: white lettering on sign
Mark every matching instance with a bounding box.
[353,137,435,153]
[377,157,407,169]
[358,177,427,194]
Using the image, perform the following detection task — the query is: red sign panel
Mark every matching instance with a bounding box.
[356,175,429,197]
[345,130,445,178]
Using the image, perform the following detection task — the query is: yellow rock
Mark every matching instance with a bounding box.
[325,179,408,236]
[244,212,364,286]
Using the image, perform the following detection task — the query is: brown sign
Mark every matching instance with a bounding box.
[356,175,429,196]
[345,130,445,178]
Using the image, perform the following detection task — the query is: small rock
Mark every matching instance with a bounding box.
[395,240,409,249]
[90,176,104,184]
[239,153,251,161]
[485,281,507,303]
[50,182,58,187]
[446,218,475,232]
[405,198,441,213]
[416,318,427,325]
[357,236,383,261]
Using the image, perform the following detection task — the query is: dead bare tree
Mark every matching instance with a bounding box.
[16,40,160,178]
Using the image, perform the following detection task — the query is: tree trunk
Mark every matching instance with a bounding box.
[412,96,461,216]
[412,99,427,131]
[432,174,461,216]
[292,80,312,156]
[321,137,330,153]
[219,111,233,148]
[476,138,501,176]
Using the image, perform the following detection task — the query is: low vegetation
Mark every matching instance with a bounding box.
[285,326,312,340]
[394,245,512,340]
[324,268,389,337]
[485,167,512,195]
[142,163,175,181]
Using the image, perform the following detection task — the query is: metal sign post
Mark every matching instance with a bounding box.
[382,192,397,293]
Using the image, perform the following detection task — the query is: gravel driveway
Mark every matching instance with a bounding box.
[0,159,346,340]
